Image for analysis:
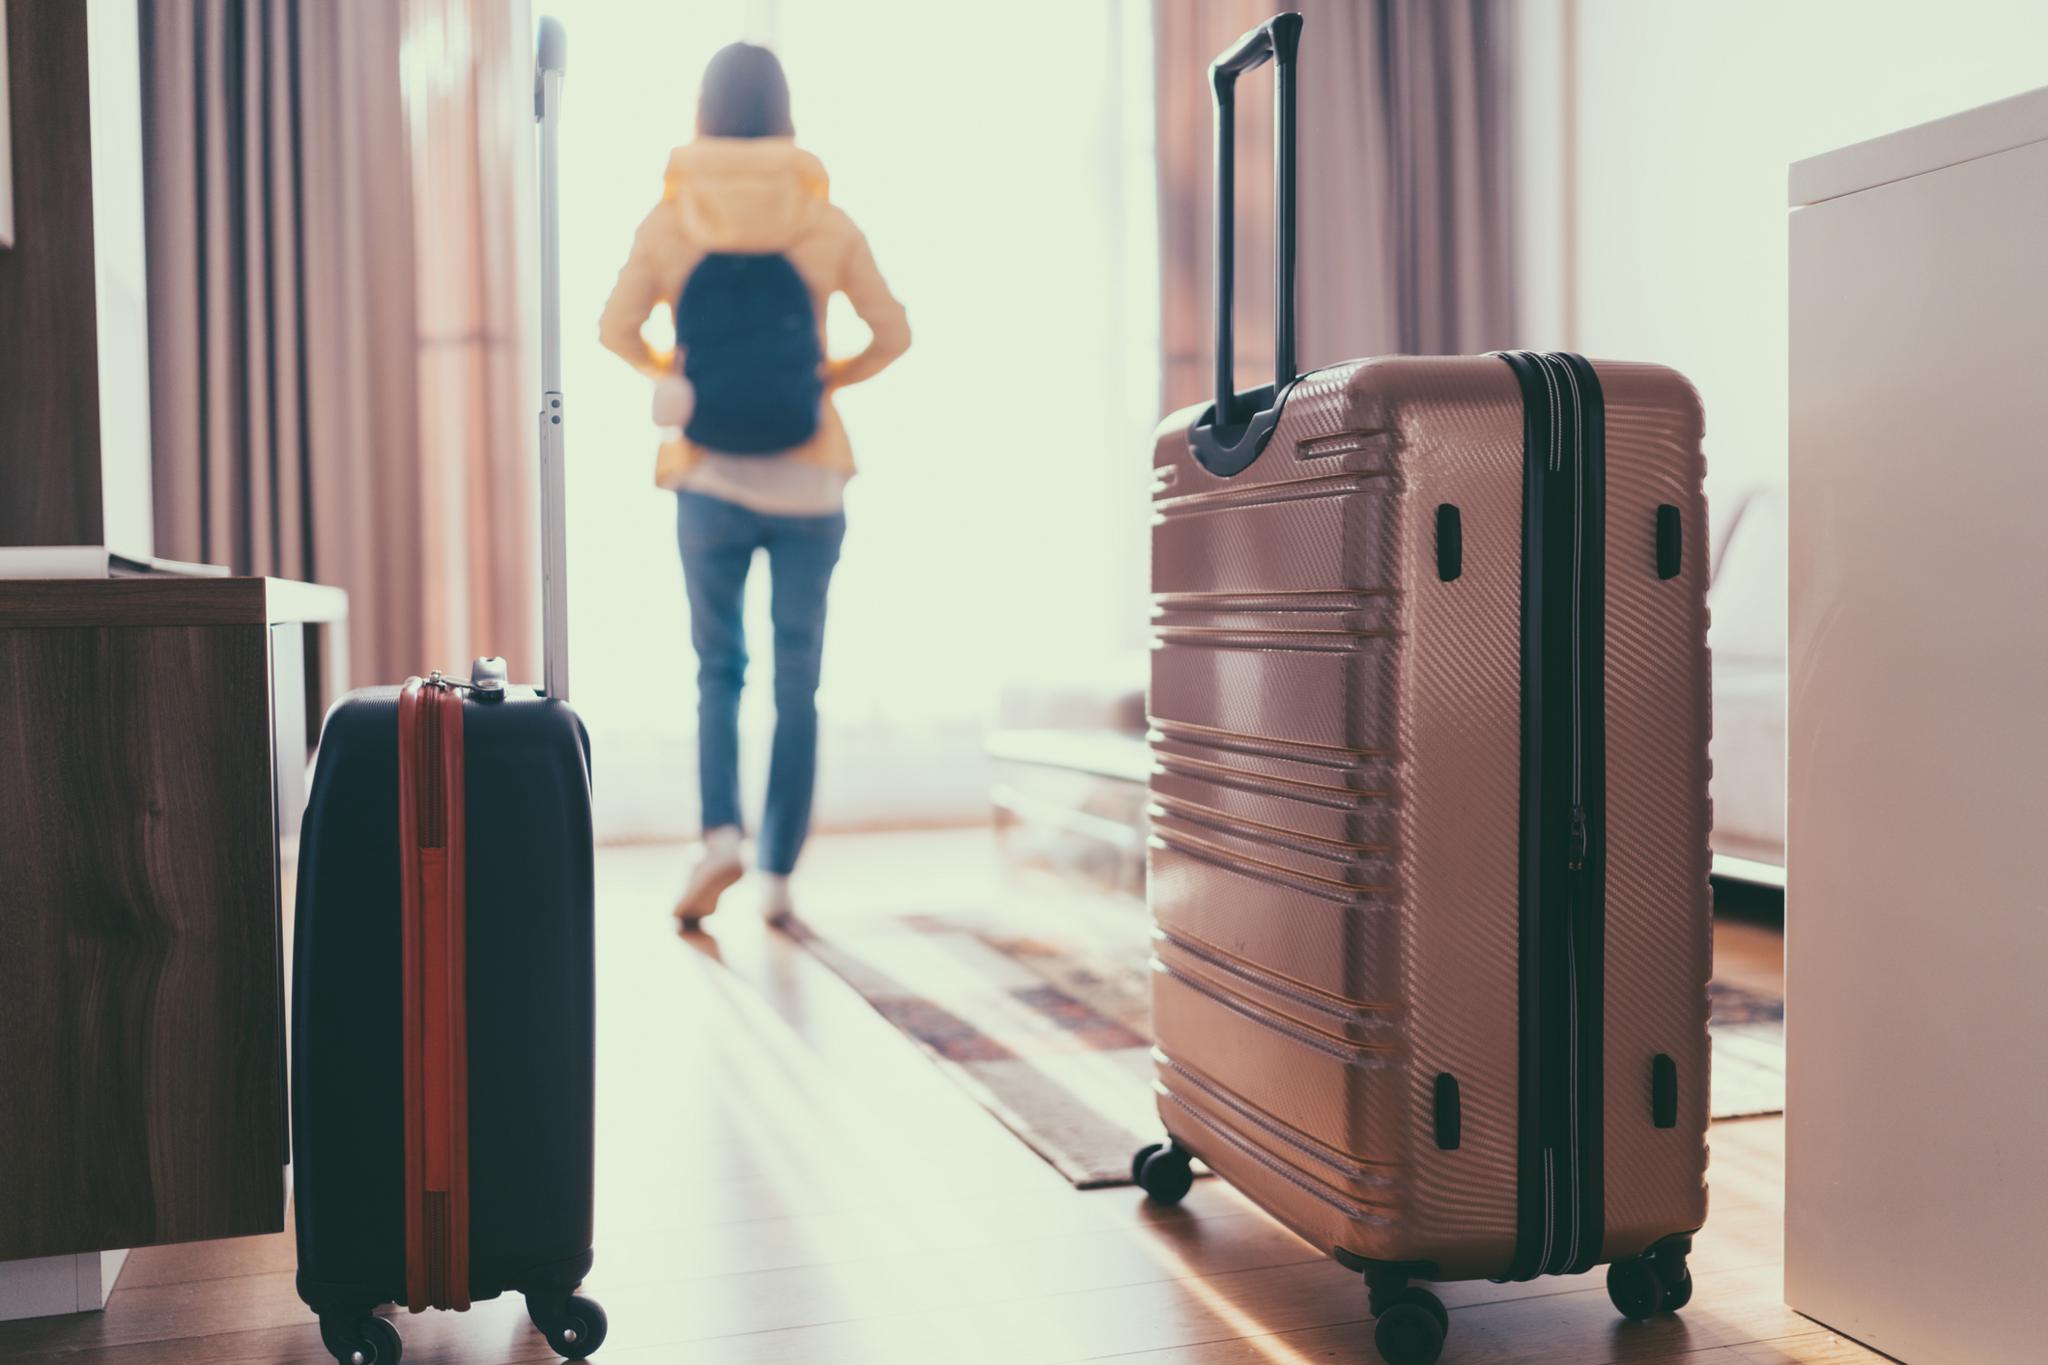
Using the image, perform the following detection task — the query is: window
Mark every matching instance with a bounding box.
[549,1,1158,840]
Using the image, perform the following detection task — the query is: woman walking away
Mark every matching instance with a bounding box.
[599,41,910,931]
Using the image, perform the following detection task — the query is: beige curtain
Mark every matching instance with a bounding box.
[1154,0,1515,414]
[142,0,536,686]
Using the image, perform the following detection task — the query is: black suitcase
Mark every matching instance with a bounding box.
[290,19,601,1364]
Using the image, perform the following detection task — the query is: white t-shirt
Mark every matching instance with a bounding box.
[679,449,850,518]
[655,379,849,518]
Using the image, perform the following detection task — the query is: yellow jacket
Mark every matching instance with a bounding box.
[597,138,911,484]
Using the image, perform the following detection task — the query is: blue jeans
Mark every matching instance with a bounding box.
[675,490,845,875]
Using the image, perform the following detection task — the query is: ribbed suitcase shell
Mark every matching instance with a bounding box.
[1146,355,1711,1281]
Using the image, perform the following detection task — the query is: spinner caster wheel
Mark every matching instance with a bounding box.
[1133,1142,1195,1205]
[1606,1255,1668,1321]
[1407,1287,1449,1335]
[528,1292,608,1360]
[1372,1289,1446,1365]
[1660,1265,1694,1313]
[319,1312,402,1365]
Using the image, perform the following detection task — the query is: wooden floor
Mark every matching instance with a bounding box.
[0,830,1881,1364]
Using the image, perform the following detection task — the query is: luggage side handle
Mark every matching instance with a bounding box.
[1189,11,1302,478]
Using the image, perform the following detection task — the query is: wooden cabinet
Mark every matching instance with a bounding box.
[0,577,345,1260]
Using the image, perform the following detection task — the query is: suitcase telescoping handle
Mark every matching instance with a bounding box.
[535,16,571,701]
[1188,10,1302,477]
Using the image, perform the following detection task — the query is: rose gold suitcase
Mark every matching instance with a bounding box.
[1130,17,1711,1365]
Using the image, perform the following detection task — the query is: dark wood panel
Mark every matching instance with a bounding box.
[0,623,286,1259]
[0,577,349,629]
[0,0,104,546]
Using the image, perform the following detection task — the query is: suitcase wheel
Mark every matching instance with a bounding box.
[318,1312,402,1365]
[526,1291,608,1360]
[1661,1266,1695,1313]
[1606,1248,1692,1321]
[1371,1289,1446,1365]
[1131,1142,1195,1205]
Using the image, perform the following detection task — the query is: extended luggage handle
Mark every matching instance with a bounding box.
[1188,11,1302,477]
[535,17,571,701]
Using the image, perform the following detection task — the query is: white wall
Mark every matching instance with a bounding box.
[1516,0,2048,527]
[87,0,153,554]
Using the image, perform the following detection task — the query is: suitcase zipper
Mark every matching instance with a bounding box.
[1553,352,1589,1275]
[419,690,445,846]
[416,673,478,846]
[1526,352,1587,1275]
[1498,350,1606,1281]
[1535,355,1568,1275]
[399,677,471,1312]
[1557,354,1606,1278]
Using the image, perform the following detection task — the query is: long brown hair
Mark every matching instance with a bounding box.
[696,42,794,139]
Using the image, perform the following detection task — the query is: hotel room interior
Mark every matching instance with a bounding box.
[3,0,2045,1361]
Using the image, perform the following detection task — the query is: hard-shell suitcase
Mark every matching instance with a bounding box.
[290,19,602,1364]
[1130,16,1712,1365]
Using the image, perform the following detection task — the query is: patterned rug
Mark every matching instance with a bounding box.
[1707,977,1788,1120]
[791,892,1785,1187]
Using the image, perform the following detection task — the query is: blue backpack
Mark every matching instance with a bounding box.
[675,253,824,455]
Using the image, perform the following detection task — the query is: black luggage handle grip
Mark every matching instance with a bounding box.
[1190,11,1301,477]
[1211,10,1298,89]
[536,15,566,76]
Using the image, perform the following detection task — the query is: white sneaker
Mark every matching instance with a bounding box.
[759,874,796,929]
[674,827,744,931]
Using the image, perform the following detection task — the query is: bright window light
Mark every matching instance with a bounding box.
[546,0,1157,840]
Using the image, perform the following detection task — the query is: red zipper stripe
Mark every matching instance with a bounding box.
[398,679,471,1312]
